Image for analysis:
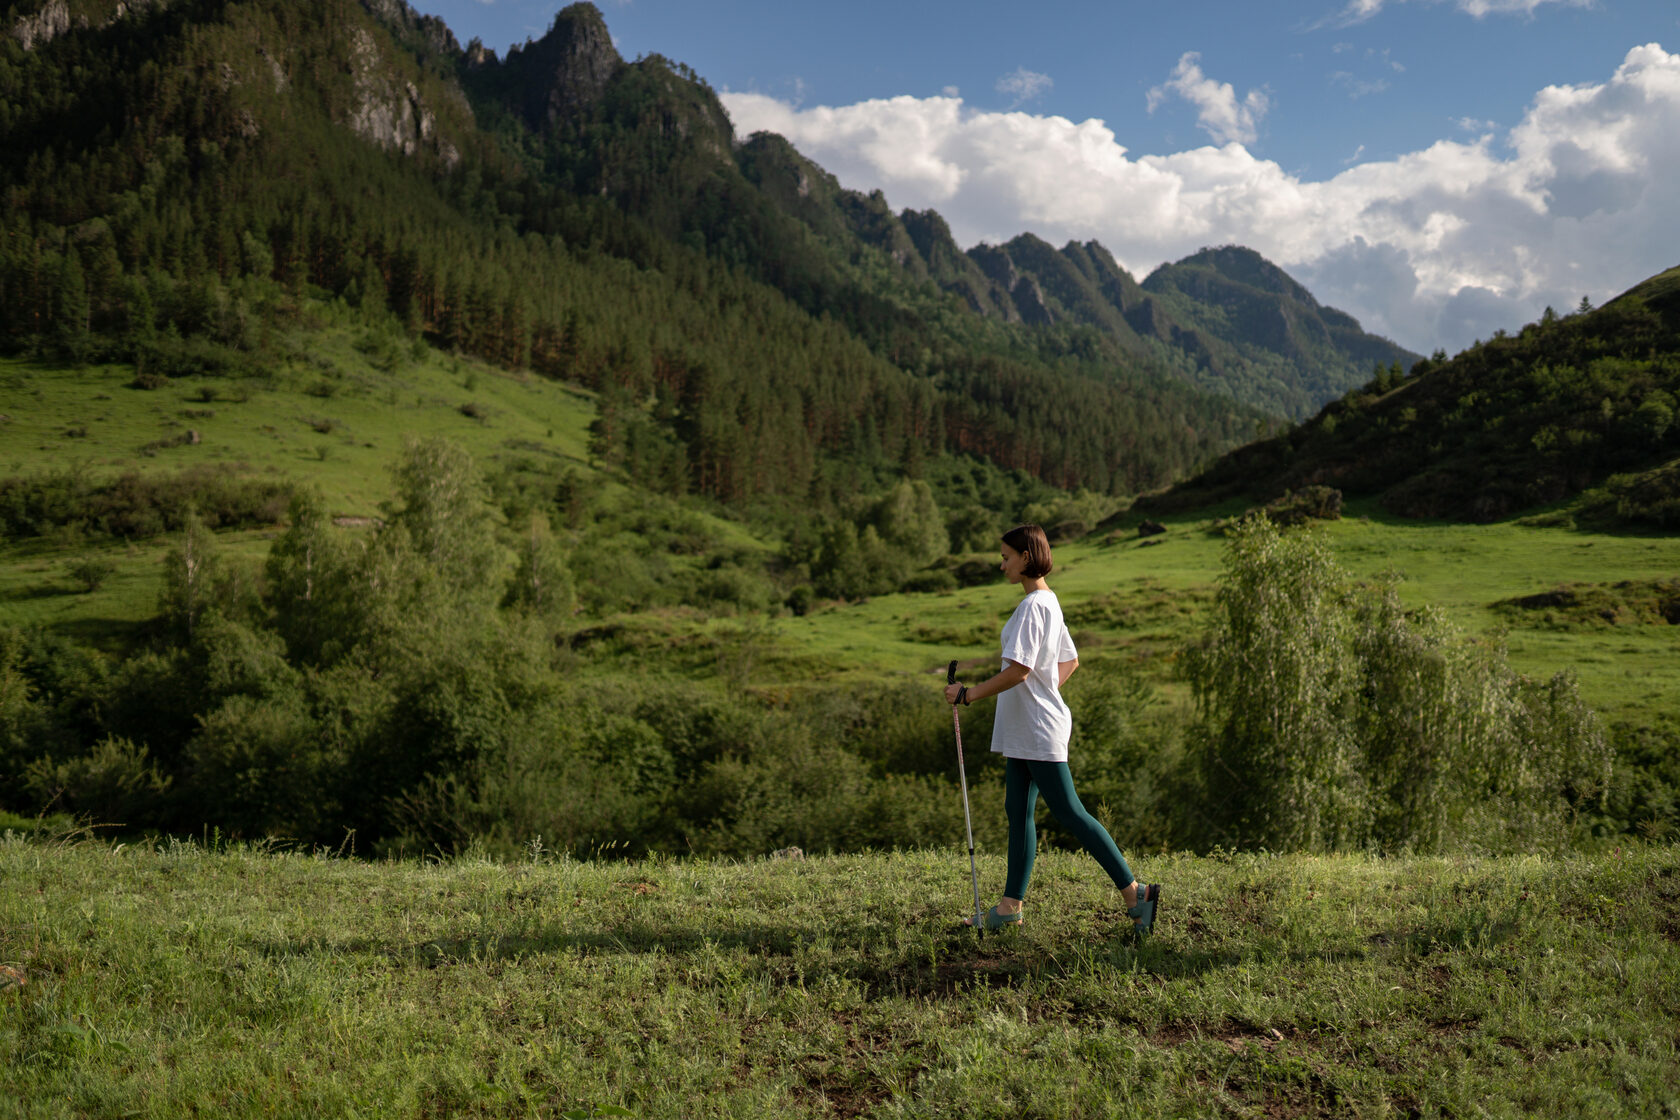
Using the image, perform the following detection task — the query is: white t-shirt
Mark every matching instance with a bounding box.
[990,589,1079,762]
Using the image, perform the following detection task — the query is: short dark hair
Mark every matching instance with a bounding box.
[1001,523,1053,578]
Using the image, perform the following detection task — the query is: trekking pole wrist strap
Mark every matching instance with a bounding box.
[958,686,970,706]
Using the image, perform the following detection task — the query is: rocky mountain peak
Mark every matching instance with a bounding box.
[520,2,624,130]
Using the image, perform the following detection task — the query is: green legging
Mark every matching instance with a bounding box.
[1003,756,1134,901]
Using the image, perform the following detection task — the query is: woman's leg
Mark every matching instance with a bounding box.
[1027,759,1136,895]
[1002,757,1039,903]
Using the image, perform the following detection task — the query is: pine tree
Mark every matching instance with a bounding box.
[50,249,90,364]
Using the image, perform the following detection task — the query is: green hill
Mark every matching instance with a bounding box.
[1140,264,1680,524]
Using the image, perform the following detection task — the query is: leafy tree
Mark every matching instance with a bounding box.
[867,479,949,567]
[1184,517,1360,850]
[504,510,575,624]
[387,436,503,601]
[157,508,221,645]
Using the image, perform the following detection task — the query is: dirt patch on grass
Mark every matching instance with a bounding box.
[1146,1018,1291,1052]
[788,1014,912,1119]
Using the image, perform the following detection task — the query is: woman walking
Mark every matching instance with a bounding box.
[944,524,1160,934]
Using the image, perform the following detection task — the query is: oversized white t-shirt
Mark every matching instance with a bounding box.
[990,589,1079,762]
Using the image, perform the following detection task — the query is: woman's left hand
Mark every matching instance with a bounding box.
[943,682,964,705]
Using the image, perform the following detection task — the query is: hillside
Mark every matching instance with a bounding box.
[1138,245,1421,418]
[3,838,1677,1118]
[0,0,1267,510]
[1139,264,1680,524]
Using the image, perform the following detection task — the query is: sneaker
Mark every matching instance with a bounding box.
[1127,882,1160,934]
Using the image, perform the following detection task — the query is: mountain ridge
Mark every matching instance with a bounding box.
[1135,264,1680,524]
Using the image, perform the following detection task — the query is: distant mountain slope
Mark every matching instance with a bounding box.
[1135,246,1421,418]
[446,6,1409,421]
[1139,265,1680,523]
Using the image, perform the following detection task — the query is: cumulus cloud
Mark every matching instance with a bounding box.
[1147,53,1270,145]
[995,67,1052,107]
[722,42,1680,354]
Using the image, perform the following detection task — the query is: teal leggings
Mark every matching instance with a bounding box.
[1003,757,1134,901]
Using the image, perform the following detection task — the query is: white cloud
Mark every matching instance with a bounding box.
[1331,70,1391,97]
[995,67,1052,107]
[942,85,961,98]
[1147,53,1270,145]
[721,43,1680,354]
[1327,0,1595,27]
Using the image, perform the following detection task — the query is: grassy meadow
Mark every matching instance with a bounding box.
[2,834,1677,1119]
[5,333,1680,1116]
[6,338,1679,725]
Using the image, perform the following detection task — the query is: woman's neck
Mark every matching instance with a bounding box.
[1020,576,1048,594]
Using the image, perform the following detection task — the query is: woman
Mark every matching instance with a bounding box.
[944,524,1160,934]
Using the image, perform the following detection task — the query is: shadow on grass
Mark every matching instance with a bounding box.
[246,904,1524,1001]
[1,582,73,602]
[46,616,155,651]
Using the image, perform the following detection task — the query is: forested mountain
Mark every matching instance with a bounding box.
[0,0,1410,517]
[1137,246,1421,418]
[1140,266,1680,525]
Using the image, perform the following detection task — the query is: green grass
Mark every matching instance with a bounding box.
[775,505,1680,724]
[0,337,595,516]
[6,343,1680,723]
[3,835,1677,1118]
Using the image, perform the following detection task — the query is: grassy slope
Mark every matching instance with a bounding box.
[2,836,1676,1118]
[5,342,1680,723]
[0,332,755,633]
[783,506,1680,726]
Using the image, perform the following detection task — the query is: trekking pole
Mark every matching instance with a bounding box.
[948,660,984,933]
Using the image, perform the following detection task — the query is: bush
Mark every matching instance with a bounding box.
[1185,517,1611,853]
[22,736,171,828]
[0,467,293,541]
[66,558,115,593]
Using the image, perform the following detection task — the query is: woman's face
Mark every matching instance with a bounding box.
[999,542,1028,585]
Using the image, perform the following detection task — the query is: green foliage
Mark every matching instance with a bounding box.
[156,508,221,645]
[21,735,170,826]
[0,465,294,541]
[65,557,115,592]
[1185,518,1361,850]
[1186,518,1612,853]
[1155,268,1680,523]
[503,510,576,624]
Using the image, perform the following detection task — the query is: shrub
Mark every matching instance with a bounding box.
[1185,517,1611,853]
[66,558,115,593]
[21,736,170,827]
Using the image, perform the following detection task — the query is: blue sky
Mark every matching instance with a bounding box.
[414,0,1680,353]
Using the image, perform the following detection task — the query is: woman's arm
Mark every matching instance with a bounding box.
[1057,657,1078,688]
[944,660,1030,705]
